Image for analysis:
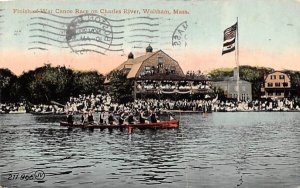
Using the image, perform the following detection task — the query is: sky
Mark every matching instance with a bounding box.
[0,0,300,75]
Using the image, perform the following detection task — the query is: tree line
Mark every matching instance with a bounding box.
[0,65,105,104]
[1,65,300,104]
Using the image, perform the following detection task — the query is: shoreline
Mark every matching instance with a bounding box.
[170,110,300,113]
[1,110,300,115]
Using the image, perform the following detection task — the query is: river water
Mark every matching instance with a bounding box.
[0,112,300,188]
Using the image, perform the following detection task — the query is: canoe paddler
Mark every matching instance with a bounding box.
[81,113,85,124]
[108,111,116,125]
[67,111,74,124]
[87,111,94,123]
[139,109,148,124]
[127,112,137,124]
[118,111,126,125]
[149,110,157,123]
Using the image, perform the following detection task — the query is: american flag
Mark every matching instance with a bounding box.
[222,22,237,55]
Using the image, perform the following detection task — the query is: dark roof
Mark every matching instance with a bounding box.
[146,44,153,53]
[128,52,134,59]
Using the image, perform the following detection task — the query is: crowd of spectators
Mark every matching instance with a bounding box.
[213,98,300,112]
[64,93,300,113]
[0,103,27,114]
[0,102,64,114]
[2,93,300,115]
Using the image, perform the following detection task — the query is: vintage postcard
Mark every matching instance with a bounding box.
[0,0,300,188]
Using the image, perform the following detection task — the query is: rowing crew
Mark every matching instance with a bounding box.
[67,109,175,125]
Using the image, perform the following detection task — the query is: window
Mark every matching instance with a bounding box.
[275,82,280,87]
[283,82,288,87]
[170,66,176,74]
[279,75,285,79]
[144,66,151,75]
[157,57,163,67]
[267,83,273,87]
[268,92,273,96]
[270,75,276,80]
[276,92,282,96]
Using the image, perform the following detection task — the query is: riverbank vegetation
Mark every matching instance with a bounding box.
[1,65,300,104]
[0,64,104,104]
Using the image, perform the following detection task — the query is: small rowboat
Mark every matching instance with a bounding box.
[60,120,179,133]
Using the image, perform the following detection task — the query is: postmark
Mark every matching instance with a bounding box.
[27,12,182,53]
[28,13,124,54]
[126,17,160,49]
[172,21,188,47]
[66,14,113,55]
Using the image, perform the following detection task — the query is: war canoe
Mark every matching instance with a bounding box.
[60,120,179,132]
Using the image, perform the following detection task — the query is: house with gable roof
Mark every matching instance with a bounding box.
[106,45,213,100]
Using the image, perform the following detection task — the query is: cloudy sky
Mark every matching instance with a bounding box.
[1,0,300,75]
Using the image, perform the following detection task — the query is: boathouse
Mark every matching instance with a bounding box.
[107,45,213,100]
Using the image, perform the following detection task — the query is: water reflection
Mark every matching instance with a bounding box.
[0,112,300,188]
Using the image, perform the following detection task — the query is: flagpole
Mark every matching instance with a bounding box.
[236,17,240,102]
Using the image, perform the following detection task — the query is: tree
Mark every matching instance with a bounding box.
[208,68,233,80]
[108,70,133,103]
[72,71,104,95]
[0,68,18,102]
[18,65,74,103]
[282,70,300,97]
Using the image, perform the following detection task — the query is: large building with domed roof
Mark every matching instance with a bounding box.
[107,45,213,100]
